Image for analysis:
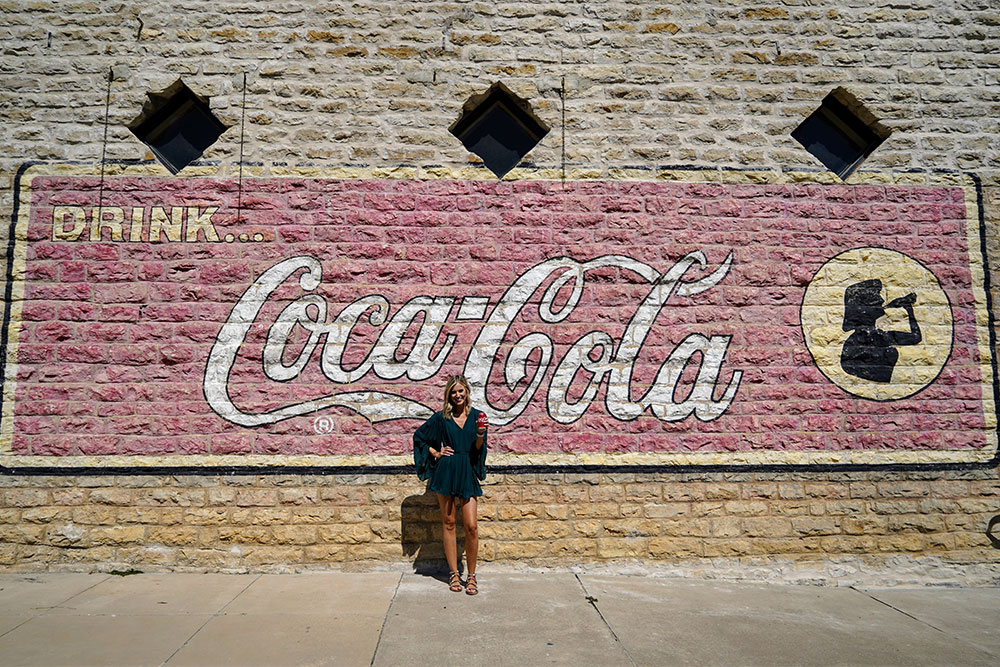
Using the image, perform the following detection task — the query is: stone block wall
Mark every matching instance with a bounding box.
[2,1,1000,581]
[3,471,1000,584]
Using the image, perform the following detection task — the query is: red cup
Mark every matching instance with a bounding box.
[476,412,488,431]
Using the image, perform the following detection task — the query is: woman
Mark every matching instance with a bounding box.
[840,279,921,383]
[413,375,488,595]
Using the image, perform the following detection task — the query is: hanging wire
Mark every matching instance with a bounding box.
[561,75,566,184]
[236,71,247,224]
[98,67,113,215]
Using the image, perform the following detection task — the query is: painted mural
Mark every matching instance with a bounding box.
[1,167,996,470]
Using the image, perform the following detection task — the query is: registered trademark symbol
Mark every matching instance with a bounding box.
[313,415,335,435]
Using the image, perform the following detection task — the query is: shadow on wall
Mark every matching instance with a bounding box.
[987,515,1000,549]
[401,488,468,573]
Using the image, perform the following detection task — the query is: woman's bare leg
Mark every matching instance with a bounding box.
[460,497,479,575]
[437,493,458,574]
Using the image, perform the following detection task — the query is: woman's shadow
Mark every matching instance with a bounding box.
[400,487,469,581]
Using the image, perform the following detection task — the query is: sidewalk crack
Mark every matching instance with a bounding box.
[851,587,1000,661]
[160,574,261,666]
[575,573,637,667]
[369,571,403,667]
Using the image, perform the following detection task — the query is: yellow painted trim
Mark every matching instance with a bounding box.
[0,170,34,458]
[0,446,994,470]
[964,184,999,441]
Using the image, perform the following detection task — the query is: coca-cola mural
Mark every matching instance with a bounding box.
[2,168,996,471]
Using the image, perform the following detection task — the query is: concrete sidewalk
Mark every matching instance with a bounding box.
[0,571,997,666]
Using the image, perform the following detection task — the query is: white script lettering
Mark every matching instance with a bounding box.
[204,252,742,428]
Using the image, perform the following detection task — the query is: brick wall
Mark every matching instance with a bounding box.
[2,2,1000,581]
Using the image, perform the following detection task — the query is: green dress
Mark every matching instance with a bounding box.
[413,409,487,498]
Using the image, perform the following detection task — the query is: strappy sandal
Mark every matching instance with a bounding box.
[465,572,478,595]
[448,570,463,592]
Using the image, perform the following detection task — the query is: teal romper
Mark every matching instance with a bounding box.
[413,409,488,498]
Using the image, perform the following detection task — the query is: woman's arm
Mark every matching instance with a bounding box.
[474,410,487,450]
[472,410,488,480]
[412,412,444,481]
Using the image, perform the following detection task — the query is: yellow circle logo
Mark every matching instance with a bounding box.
[801,248,953,401]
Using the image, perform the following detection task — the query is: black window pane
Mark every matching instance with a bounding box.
[791,90,889,181]
[461,103,540,179]
[150,126,201,175]
[450,82,549,179]
[793,113,860,178]
[129,80,227,175]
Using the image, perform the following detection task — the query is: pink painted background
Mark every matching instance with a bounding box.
[6,176,992,463]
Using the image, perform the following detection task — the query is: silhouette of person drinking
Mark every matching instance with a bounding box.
[840,279,921,383]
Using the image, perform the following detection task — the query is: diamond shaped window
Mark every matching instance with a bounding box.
[791,88,891,181]
[128,79,228,174]
[450,82,549,179]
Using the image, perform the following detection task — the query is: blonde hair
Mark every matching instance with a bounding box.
[442,375,472,420]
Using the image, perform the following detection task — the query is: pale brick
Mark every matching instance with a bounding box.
[272,525,320,545]
[288,508,342,524]
[71,507,117,526]
[147,526,201,546]
[304,545,351,562]
[177,548,242,569]
[709,518,742,538]
[235,489,279,507]
[690,501,727,518]
[824,500,866,515]
[878,482,931,498]
[588,485,622,503]
[624,483,662,502]
[496,504,539,520]
[820,535,880,554]
[369,521,401,542]
[479,523,518,541]
[231,509,289,526]
[89,525,144,545]
[118,547,179,566]
[207,488,238,505]
[572,520,603,538]
[0,544,18,565]
[318,488,368,504]
[704,484,740,500]
[4,489,49,507]
[644,503,689,519]
[596,537,649,558]
[22,507,72,523]
[702,540,753,557]
[491,540,548,559]
[572,503,619,519]
[648,537,704,557]
[541,505,571,520]
[843,516,888,535]
[791,517,839,537]
[182,508,230,525]
[888,515,947,534]
[218,527,273,545]
[547,538,597,557]
[723,500,769,516]
[742,517,793,538]
[603,519,659,537]
[319,524,374,544]
[241,546,305,566]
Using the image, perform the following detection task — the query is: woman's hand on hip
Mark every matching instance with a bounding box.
[436,446,454,459]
